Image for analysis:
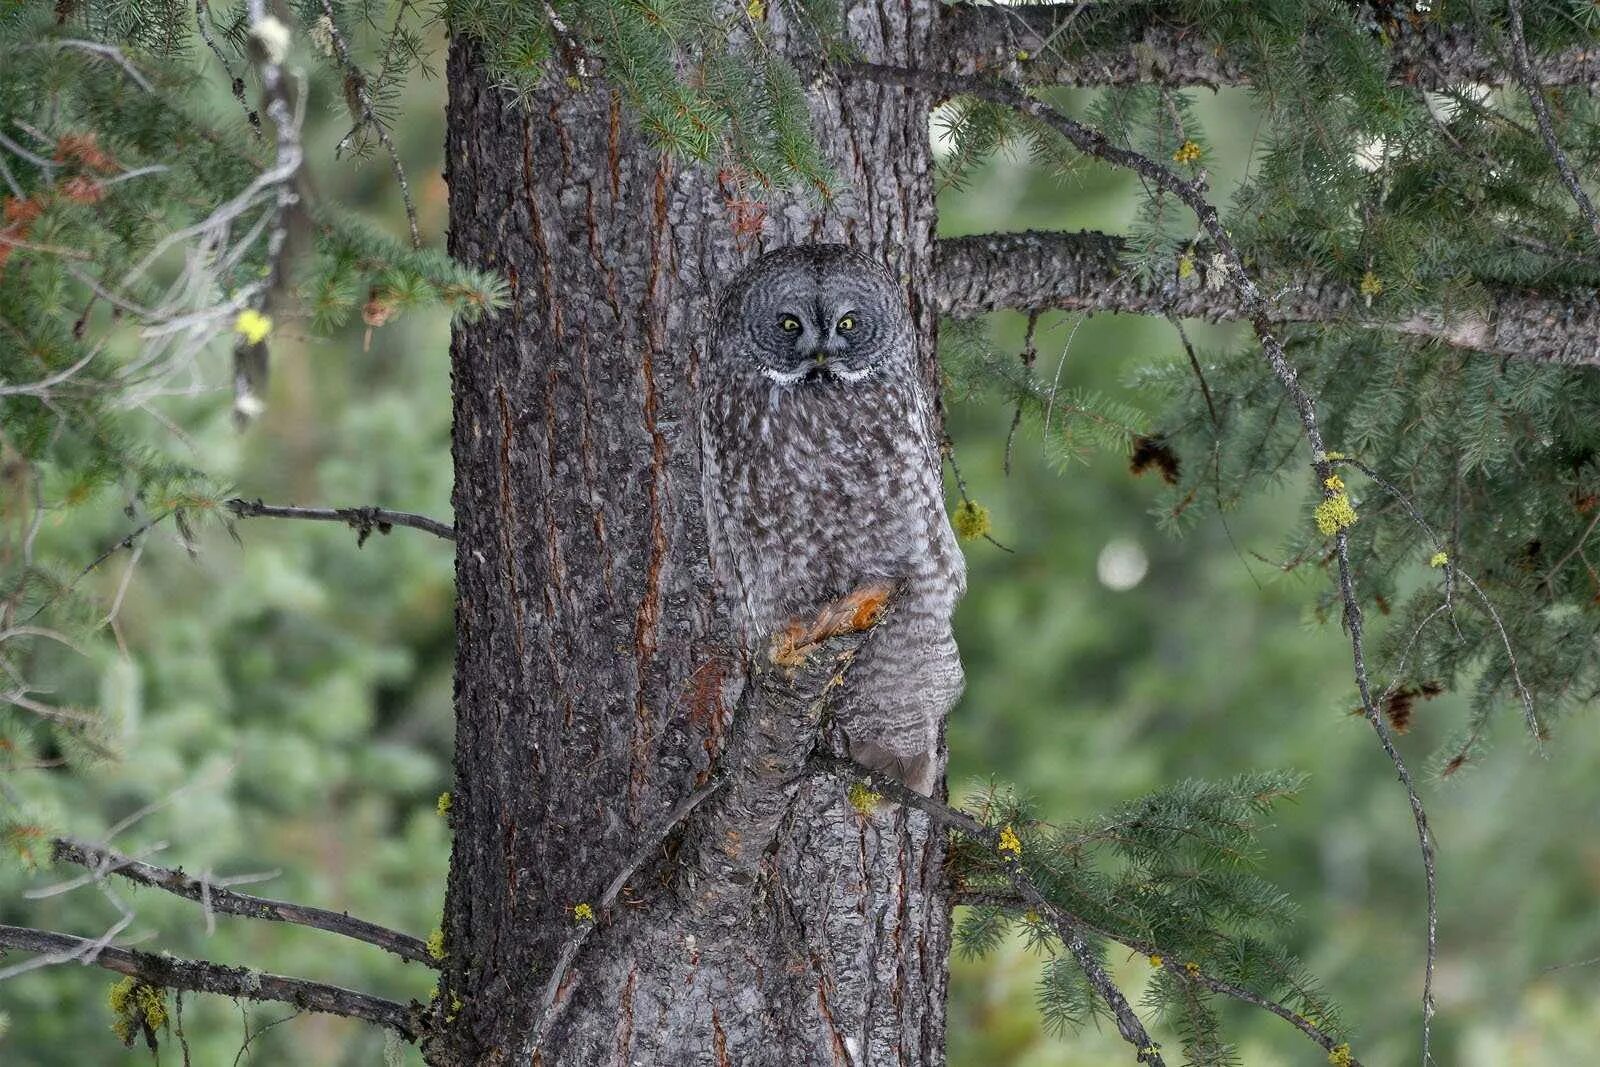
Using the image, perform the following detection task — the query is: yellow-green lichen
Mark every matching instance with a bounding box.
[1314,492,1359,536]
[436,791,452,816]
[108,977,167,1044]
[1429,551,1449,568]
[952,499,991,542]
[1172,140,1202,165]
[997,824,1022,858]
[573,902,595,922]
[426,928,447,961]
[233,308,272,344]
[1328,1044,1354,1067]
[846,780,883,814]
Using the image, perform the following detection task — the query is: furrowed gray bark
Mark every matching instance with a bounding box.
[433,2,950,1062]
[936,230,1600,366]
[939,3,1600,89]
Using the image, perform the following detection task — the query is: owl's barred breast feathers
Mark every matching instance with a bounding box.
[699,245,966,794]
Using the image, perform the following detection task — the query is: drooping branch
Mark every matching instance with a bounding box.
[934,230,1600,366]
[939,3,1600,90]
[1505,0,1600,244]
[853,59,1441,1063]
[951,889,1362,1065]
[224,498,456,542]
[50,838,436,967]
[812,754,1167,1066]
[0,924,419,1039]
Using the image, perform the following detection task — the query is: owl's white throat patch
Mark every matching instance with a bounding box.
[758,364,873,386]
[759,366,808,385]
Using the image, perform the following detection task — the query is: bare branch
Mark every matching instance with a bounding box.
[934,230,1600,366]
[316,0,422,248]
[519,587,893,1059]
[813,755,1167,1066]
[224,497,455,543]
[50,838,436,967]
[0,924,419,1039]
[1505,0,1600,245]
[939,3,1600,91]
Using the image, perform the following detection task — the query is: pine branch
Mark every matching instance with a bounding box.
[0,924,419,1039]
[939,3,1600,90]
[952,889,1361,1065]
[224,498,456,542]
[1505,0,1600,245]
[934,230,1600,366]
[852,60,1441,1064]
[50,838,436,967]
[813,755,1166,1066]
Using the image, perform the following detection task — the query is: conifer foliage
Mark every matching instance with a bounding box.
[3,1,1600,1064]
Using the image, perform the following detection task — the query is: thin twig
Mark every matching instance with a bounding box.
[317,0,421,247]
[1165,312,1218,430]
[194,0,259,133]
[224,497,455,542]
[1341,458,1542,746]
[1504,0,1600,244]
[1004,309,1041,476]
[232,1008,303,1067]
[1540,506,1600,593]
[942,437,1015,553]
[50,838,435,966]
[0,924,417,1038]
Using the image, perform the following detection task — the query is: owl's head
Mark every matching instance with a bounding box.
[711,245,911,387]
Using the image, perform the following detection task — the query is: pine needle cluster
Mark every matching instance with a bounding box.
[951,772,1344,1066]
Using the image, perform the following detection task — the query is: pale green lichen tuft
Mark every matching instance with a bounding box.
[427,927,447,961]
[436,791,452,816]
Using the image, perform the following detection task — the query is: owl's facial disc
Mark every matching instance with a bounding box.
[759,296,878,386]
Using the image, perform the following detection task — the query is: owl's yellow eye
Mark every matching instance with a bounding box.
[837,315,855,332]
[780,316,801,332]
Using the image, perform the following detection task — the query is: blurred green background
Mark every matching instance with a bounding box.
[4,47,1600,1067]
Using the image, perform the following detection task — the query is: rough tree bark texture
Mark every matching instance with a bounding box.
[433,2,950,1063]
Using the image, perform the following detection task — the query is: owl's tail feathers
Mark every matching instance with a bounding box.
[847,741,937,797]
[769,581,897,667]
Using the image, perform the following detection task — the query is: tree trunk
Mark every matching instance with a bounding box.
[432,3,950,1064]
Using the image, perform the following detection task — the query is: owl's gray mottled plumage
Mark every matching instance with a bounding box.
[699,245,965,795]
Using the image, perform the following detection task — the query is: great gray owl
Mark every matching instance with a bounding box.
[699,245,966,795]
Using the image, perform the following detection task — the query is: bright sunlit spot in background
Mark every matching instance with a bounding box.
[1096,538,1149,591]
